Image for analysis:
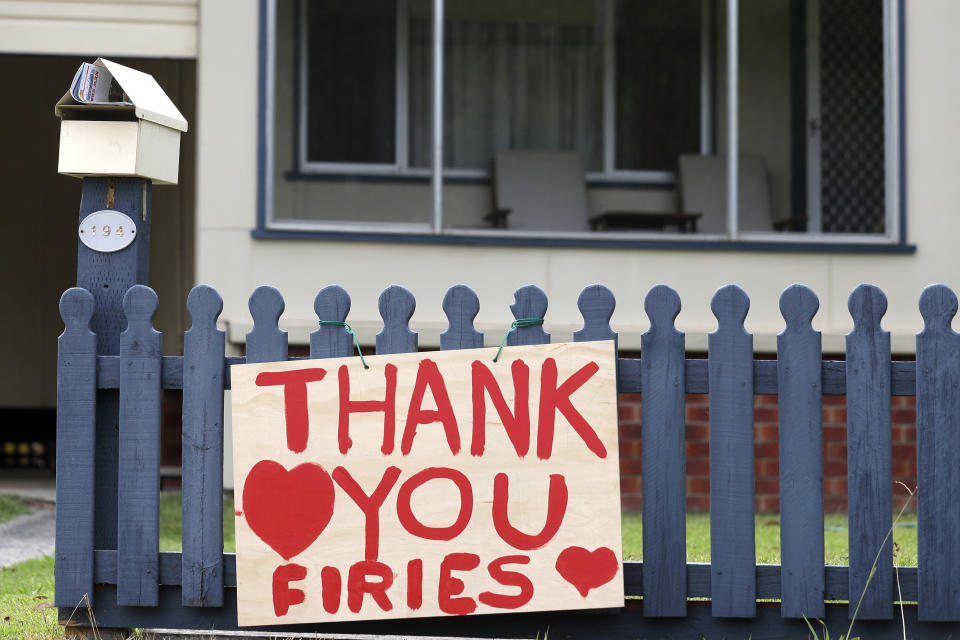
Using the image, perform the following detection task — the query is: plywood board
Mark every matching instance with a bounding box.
[231,341,623,626]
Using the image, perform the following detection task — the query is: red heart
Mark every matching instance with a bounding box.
[241,460,335,560]
[555,546,619,597]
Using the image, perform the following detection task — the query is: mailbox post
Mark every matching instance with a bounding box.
[54,59,187,636]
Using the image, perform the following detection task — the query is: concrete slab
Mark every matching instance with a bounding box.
[0,504,55,567]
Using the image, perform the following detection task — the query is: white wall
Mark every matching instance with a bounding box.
[0,0,197,58]
[196,1,960,356]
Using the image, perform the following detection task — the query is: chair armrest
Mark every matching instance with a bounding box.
[773,215,808,232]
[484,208,511,228]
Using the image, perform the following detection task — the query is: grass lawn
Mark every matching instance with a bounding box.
[0,495,30,525]
[0,556,60,639]
[622,512,918,566]
[0,492,919,639]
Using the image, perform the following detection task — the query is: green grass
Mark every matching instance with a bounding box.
[0,556,60,639]
[0,495,30,525]
[159,491,235,552]
[621,512,918,565]
[0,494,920,639]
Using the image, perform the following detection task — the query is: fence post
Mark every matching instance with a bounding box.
[77,177,152,557]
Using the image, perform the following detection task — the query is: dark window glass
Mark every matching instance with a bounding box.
[410,0,602,171]
[306,0,396,164]
[615,0,702,171]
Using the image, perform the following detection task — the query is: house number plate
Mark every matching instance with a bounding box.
[78,210,136,253]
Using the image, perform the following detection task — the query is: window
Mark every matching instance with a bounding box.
[262,0,903,245]
[300,0,704,180]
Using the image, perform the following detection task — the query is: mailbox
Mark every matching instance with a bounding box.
[55,58,188,185]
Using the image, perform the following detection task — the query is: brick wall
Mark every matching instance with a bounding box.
[618,393,918,514]
[161,374,920,513]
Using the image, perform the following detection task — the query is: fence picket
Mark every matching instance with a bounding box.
[246,286,288,363]
[777,285,824,618]
[312,285,355,358]
[709,284,756,617]
[181,286,225,607]
[916,284,960,620]
[641,285,686,616]
[846,284,892,619]
[377,285,418,354]
[573,284,617,348]
[441,285,483,350]
[54,288,97,608]
[508,285,550,346]
[117,285,162,607]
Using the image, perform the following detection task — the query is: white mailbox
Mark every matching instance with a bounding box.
[55,58,188,185]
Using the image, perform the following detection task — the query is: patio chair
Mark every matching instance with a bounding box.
[487,150,591,231]
[678,154,806,233]
[487,150,701,233]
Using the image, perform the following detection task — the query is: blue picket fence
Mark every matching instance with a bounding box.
[53,281,960,638]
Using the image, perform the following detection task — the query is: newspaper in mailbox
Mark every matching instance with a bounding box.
[69,61,133,106]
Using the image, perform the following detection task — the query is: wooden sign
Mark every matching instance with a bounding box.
[230,341,623,626]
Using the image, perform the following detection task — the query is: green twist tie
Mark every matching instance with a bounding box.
[493,318,544,363]
[318,320,369,369]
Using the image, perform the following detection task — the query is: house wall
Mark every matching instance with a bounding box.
[196,1,960,357]
[0,0,198,58]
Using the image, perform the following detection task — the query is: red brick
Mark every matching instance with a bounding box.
[756,495,780,514]
[755,394,778,408]
[755,424,779,443]
[686,495,710,512]
[892,460,915,478]
[621,423,642,439]
[826,478,848,495]
[754,408,779,424]
[825,495,848,513]
[686,440,709,458]
[892,443,915,460]
[823,395,846,405]
[686,424,710,440]
[892,408,916,424]
[761,459,779,476]
[618,404,636,422]
[823,460,846,477]
[619,439,639,458]
[687,476,710,495]
[686,458,710,476]
[620,458,643,476]
[823,407,847,425]
[755,442,779,459]
[756,476,779,495]
[621,476,641,493]
[686,406,710,423]
[622,496,643,512]
[825,442,847,460]
[620,393,642,404]
[823,425,846,442]
[686,393,709,405]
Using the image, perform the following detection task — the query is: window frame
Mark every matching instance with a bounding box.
[257,0,909,250]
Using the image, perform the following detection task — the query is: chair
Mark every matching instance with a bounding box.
[678,154,806,233]
[487,150,591,231]
[488,150,701,233]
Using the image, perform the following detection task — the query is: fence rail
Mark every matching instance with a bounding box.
[54,281,960,638]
